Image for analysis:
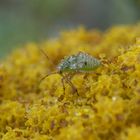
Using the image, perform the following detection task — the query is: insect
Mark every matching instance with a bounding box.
[39,49,101,98]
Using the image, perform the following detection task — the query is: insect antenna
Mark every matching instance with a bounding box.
[38,71,58,85]
[39,47,55,67]
[38,47,58,86]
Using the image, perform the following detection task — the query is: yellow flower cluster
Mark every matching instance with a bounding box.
[1,23,140,140]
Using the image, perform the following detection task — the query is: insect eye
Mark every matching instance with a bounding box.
[84,62,87,65]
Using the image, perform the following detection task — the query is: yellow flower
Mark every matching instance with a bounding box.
[1,24,140,140]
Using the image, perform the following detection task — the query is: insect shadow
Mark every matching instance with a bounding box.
[39,48,101,99]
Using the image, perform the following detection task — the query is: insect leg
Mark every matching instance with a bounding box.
[57,74,66,101]
[65,75,79,96]
[61,76,65,94]
[67,72,75,80]
[39,72,58,85]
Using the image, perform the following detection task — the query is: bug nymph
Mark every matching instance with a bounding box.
[57,52,101,73]
[39,50,101,98]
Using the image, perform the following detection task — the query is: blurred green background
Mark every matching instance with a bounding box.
[0,0,140,57]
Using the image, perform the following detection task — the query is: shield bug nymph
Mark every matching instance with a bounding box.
[39,49,101,97]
